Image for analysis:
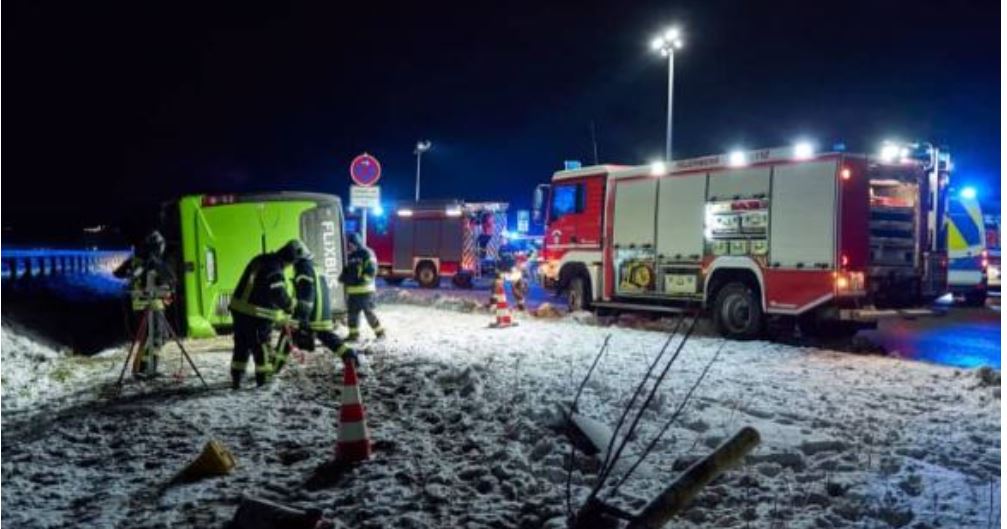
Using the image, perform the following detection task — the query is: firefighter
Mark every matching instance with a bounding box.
[114,230,175,377]
[340,232,385,341]
[272,253,358,375]
[227,239,305,389]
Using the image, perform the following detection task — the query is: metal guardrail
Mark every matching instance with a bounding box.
[1,248,132,280]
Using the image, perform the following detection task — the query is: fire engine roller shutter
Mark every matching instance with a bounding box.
[439,219,463,261]
[769,160,838,268]
[393,217,414,271]
[656,173,707,260]
[708,167,770,200]
[613,179,658,247]
[414,219,441,257]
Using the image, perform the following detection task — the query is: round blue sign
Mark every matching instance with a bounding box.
[350,153,382,186]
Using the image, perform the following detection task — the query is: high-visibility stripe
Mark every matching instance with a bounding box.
[309,320,334,331]
[229,298,284,321]
[335,344,350,356]
[255,364,273,374]
[346,284,376,294]
[269,281,286,289]
[230,361,247,371]
[295,274,313,283]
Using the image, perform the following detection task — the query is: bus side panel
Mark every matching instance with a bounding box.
[197,203,270,329]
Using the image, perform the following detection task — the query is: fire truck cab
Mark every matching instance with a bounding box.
[538,146,948,339]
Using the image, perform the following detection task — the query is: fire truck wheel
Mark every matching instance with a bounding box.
[566,275,592,312]
[713,282,764,340]
[415,262,440,289]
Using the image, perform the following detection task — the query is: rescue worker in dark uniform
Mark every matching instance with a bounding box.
[339,232,384,341]
[272,252,358,374]
[114,230,175,377]
[228,240,305,389]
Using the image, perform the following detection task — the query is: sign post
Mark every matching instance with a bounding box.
[349,153,382,246]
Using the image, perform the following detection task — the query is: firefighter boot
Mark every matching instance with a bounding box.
[231,371,243,390]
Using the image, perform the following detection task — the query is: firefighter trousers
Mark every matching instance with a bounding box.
[347,293,383,339]
[230,312,275,388]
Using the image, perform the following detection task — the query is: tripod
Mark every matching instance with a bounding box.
[112,287,208,395]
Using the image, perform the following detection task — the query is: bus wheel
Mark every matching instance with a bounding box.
[415,262,440,289]
[566,276,590,312]
[713,282,764,340]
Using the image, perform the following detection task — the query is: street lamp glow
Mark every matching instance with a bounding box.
[728,150,748,167]
[793,141,815,160]
[651,25,685,162]
[414,140,432,201]
[649,160,668,176]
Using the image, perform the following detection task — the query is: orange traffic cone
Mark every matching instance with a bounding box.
[489,277,517,328]
[336,357,371,463]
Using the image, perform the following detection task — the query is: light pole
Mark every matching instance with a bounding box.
[413,140,432,202]
[651,27,684,161]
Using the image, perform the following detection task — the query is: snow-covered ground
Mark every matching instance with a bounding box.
[1,302,1000,529]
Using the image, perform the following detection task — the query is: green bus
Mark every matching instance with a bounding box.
[160,192,347,338]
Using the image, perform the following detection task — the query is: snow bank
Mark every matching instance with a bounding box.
[1,304,1000,529]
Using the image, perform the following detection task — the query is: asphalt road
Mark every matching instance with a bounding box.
[382,278,1001,370]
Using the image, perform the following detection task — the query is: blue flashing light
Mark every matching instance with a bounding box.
[959,187,977,200]
[372,204,385,217]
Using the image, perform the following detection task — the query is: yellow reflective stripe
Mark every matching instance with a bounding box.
[309,320,334,331]
[334,344,350,356]
[269,281,286,289]
[236,265,259,304]
[346,284,376,294]
[255,364,273,374]
[229,298,285,321]
[295,274,313,283]
[231,360,247,371]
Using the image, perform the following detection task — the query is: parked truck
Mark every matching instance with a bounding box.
[160,192,347,337]
[352,200,508,288]
[537,146,949,339]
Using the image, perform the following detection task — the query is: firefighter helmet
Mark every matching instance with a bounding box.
[278,239,311,263]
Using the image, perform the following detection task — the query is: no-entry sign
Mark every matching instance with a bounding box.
[350,153,382,187]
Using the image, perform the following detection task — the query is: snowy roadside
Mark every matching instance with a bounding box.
[2,303,1001,529]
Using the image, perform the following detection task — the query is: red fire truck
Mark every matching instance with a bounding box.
[360,200,508,288]
[537,146,948,339]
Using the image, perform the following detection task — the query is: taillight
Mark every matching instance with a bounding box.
[834,271,865,295]
[981,250,989,269]
[840,167,852,180]
[841,254,849,267]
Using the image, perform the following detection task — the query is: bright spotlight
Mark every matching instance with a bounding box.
[879,142,901,163]
[664,27,681,41]
[372,204,384,217]
[959,187,977,200]
[728,150,747,167]
[650,37,665,51]
[650,160,668,176]
[793,141,814,160]
[397,209,414,217]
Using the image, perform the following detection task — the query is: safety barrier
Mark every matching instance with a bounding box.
[1,248,132,281]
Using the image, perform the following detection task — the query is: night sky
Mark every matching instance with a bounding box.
[5,0,999,242]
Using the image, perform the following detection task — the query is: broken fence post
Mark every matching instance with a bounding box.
[627,426,761,529]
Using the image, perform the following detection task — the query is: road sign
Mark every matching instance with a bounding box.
[350,153,382,186]
[350,185,381,209]
[517,210,530,233]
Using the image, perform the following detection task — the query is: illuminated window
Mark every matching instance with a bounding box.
[550,183,585,220]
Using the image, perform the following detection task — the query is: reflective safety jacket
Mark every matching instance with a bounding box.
[292,258,334,331]
[229,253,296,322]
[340,247,377,295]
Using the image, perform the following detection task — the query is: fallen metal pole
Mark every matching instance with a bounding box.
[627,426,761,529]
